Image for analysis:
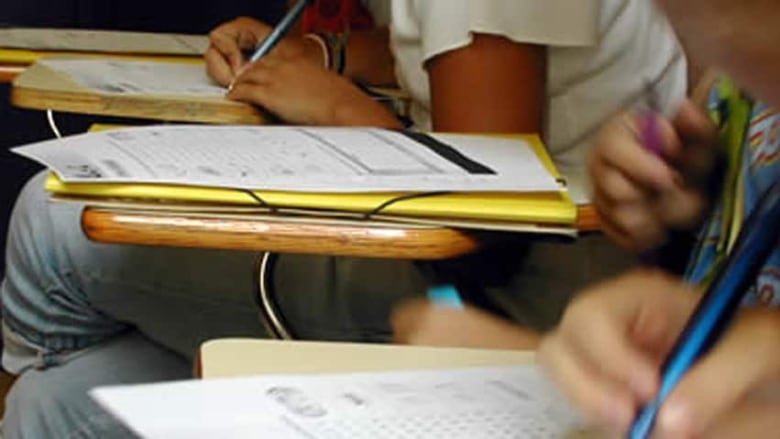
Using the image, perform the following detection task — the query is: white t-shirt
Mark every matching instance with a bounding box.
[382,0,687,200]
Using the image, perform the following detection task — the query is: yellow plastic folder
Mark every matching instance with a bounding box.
[43,134,577,227]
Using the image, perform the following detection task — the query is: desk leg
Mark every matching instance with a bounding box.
[255,252,294,340]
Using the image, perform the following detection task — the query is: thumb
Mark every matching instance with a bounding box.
[657,310,780,437]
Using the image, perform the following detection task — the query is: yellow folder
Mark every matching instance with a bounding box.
[44,133,577,227]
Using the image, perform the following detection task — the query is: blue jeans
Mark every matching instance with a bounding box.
[1,172,636,437]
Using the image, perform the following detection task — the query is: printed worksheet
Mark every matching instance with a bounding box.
[39,59,226,96]
[12,125,561,193]
[0,28,209,55]
[91,366,599,439]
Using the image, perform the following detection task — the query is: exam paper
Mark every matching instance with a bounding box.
[39,59,226,96]
[13,125,561,193]
[0,28,209,55]
[91,366,592,439]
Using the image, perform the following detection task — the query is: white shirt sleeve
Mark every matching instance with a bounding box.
[404,0,600,61]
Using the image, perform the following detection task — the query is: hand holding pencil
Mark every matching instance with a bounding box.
[205,4,322,87]
[539,269,780,438]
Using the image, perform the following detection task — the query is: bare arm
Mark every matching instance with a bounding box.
[426,33,546,133]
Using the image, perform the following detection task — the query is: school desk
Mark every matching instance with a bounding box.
[197,338,534,379]
[81,204,599,339]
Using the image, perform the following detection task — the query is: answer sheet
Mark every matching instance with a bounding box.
[13,125,561,193]
[0,28,209,55]
[40,59,226,96]
[91,366,595,439]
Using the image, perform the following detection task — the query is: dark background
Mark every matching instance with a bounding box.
[0,0,286,275]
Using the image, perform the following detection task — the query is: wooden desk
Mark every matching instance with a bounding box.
[81,205,598,260]
[81,208,484,260]
[198,338,534,378]
[81,203,598,339]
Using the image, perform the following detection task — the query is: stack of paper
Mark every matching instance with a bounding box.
[91,365,599,439]
[13,125,577,233]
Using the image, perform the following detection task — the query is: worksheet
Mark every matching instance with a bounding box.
[0,28,209,55]
[91,365,599,439]
[13,125,561,193]
[40,59,226,96]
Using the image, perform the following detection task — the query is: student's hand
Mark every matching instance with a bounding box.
[390,299,540,350]
[538,269,780,438]
[590,100,718,251]
[204,16,326,86]
[227,57,401,128]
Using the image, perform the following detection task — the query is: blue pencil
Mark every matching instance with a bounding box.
[248,0,312,63]
[628,179,780,438]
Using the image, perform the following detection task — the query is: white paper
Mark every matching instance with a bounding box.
[39,59,226,96]
[12,125,561,193]
[0,28,209,55]
[91,366,590,439]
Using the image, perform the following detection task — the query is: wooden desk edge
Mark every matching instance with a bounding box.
[0,65,25,83]
[81,208,482,260]
[575,204,600,232]
[11,84,266,125]
[81,205,599,259]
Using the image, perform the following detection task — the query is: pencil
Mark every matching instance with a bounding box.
[248,0,312,63]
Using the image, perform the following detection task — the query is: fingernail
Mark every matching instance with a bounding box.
[658,400,692,437]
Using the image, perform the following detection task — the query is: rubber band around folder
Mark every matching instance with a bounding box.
[235,188,452,220]
[237,189,278,213]
[361,191,452,220]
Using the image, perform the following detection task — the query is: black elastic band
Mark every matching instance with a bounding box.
[237,188,451,222]
[363,191,451,220]
[237,189,278,213]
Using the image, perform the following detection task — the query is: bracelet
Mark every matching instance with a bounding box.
[317,31,350,75]
[302,33,331,70]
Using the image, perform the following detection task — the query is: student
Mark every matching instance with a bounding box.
[539,0,780,437]
[203,0,686,342]
[0,1,685,437]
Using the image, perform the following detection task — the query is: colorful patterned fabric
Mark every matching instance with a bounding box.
[685,78,780,307]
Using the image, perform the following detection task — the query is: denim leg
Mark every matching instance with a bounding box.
[2,171,267,360]
[2,330,190,439]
